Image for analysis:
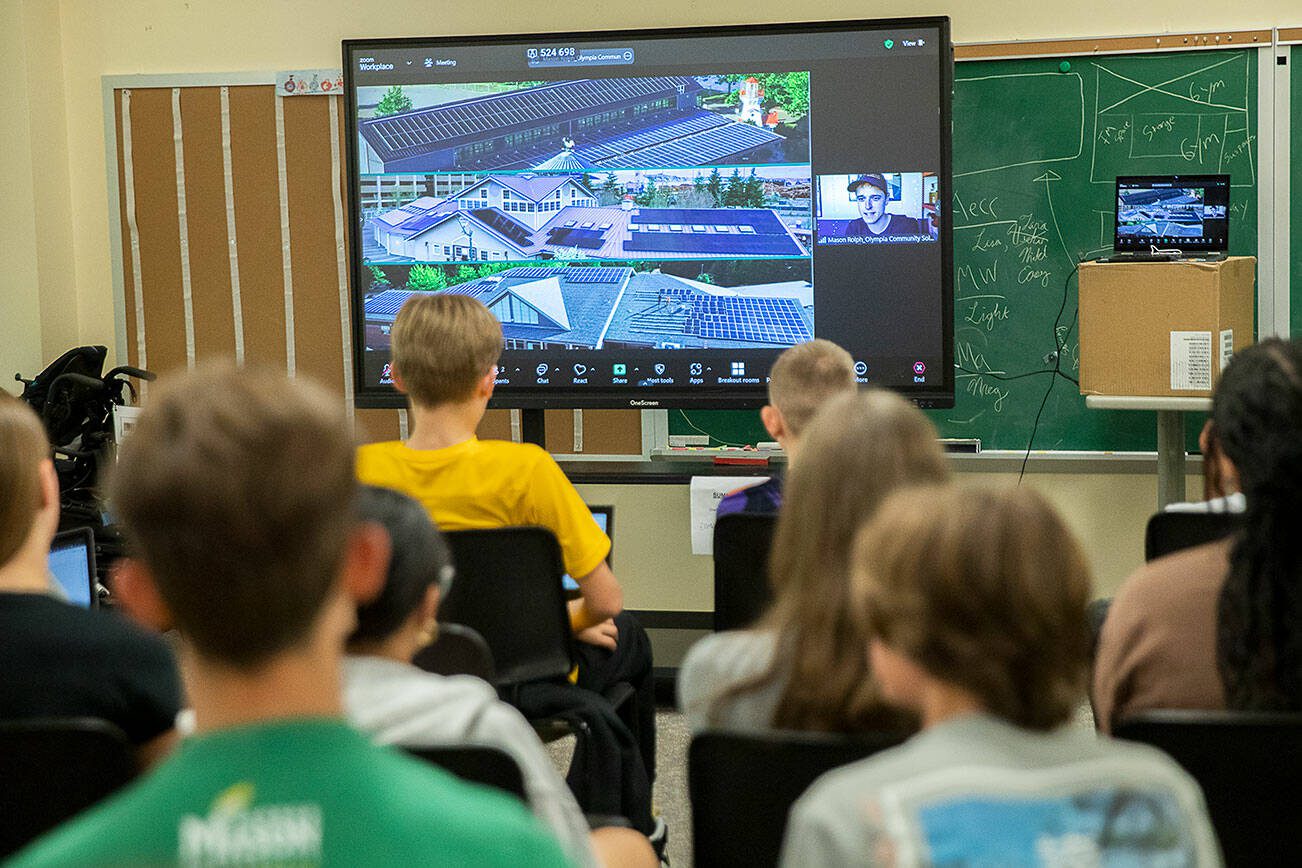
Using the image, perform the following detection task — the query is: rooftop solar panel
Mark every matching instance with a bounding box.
[360,77,703,162]
[632,209,786,231]
[394,212,450,236]
[364,290,416,320]
[469,208,534,247]
[546,227,607,250]
[625,232,804,256]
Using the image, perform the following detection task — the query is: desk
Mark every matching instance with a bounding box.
[1084,396,1212,509]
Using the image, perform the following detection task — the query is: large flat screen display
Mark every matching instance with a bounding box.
[344,18,953,409]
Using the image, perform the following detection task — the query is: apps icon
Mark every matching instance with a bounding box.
[535,363,548,376]
[613,364,626,376]
[731,361,745,376]
[689,362,703,376]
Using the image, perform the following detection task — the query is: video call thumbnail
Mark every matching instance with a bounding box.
[815,172,938,245]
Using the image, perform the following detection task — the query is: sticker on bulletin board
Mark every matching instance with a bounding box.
[276,70,344,97]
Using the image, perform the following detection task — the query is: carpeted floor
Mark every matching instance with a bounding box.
[545,709,692,866]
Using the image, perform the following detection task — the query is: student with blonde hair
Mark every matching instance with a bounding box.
[781,485,1219,867]
[357,293,659,844]
[680,388,949,734]
[716,338,857,517]
[0,392,180,769]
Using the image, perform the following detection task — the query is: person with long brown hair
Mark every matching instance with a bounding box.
[678,388,950,734]
[781,485,1218,867]
[1095,338,1302,729]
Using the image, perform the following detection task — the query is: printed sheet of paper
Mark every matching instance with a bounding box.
[1170,331,1212,391]
[689,476,769,555]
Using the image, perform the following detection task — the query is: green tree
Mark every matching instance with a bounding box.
[455,264,481,283]
[705,168,724,207]
[373,85,413,117]
[722,169,744,207]
[406,264,447,291]
[368,265,390,287]
[692,175,707,196]
[743,170,765,207]
[695,271,715,285]
[751,72,810,120]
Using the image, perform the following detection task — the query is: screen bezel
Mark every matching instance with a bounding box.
[1113,174,1231,255]
[343,17,955,411]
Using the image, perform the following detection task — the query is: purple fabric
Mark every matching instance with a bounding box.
[716,476,783,518]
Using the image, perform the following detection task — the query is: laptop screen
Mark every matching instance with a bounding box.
[1114,175,1230,254]
[562,505,614,592]
[48,528,97,608]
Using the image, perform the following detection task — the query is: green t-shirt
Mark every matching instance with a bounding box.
[11,717,574,867]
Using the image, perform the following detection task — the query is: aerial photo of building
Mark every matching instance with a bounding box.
[357,75,805,172]
[363,264,813,351]
[365,173,809,263]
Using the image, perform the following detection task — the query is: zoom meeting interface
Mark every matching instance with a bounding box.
[349,24,946,403]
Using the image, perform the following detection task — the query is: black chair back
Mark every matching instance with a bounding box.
[0,717,136,857]
[689,729,906,868]
[403,744,527,803]
[439,527,574,687]
[1144,511,1242,561]
[412,622,496,683]
[713,513,778,632]
[1114,709,1302,866]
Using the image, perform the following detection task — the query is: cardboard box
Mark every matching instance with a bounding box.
[1078,256,1255,397]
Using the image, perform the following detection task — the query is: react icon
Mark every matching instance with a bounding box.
[573,364,587,376]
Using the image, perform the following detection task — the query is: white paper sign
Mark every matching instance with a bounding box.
[689,476,770,556]
[1170,331,1212,391]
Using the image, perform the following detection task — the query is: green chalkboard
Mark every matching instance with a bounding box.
[672,48,1260,451]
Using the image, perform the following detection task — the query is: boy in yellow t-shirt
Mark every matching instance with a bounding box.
[357,293,658,839]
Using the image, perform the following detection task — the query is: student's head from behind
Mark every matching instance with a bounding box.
[0,393,58,574]
[758,388,950,731]
[391,293,503,410]
[854,485,1091,731]
[1203,338,1302,500]
[761,339,857,456]
[109,364,387,670]
[1209,339,1302,709]
[848,173,888,224]
[348,485,454,656]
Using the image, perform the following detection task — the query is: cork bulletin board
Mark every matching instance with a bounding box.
[107,75,643,453]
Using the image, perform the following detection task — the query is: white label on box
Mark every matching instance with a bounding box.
[1171,331,1213,391]
[1219,329,1234,373]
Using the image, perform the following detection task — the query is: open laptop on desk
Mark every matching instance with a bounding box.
[48,528,98,608]
[562,505,613,593]
[1102,174,1229,262]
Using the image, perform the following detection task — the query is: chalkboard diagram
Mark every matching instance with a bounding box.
[943,49,1257,451]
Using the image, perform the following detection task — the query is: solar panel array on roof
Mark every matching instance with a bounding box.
[593,120,786,170]
[393,212,450,237]
[360,77,701,159]
[364,290,416,320]
[546,227,607,250]
[575,112,728,162]
[633,209,787,231]
[689,296,811,344]
[469,208,534,247]
[625,231,803,256]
